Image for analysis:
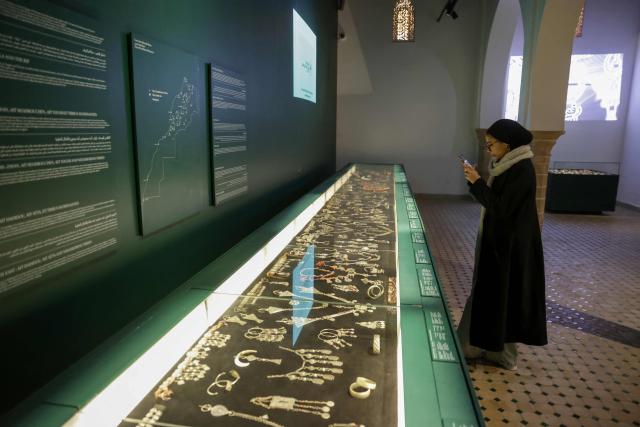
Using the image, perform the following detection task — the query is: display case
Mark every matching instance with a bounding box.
[546,162,620,213]
[10,164,482,427]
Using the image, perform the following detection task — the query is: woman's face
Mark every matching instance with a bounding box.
[485,134,510,160]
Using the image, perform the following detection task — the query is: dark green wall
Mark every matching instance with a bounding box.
[0,0,337,413]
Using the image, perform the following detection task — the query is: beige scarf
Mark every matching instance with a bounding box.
[487,144,534,186]
[478,144,534,229]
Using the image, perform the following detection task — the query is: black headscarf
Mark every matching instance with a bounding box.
[486,119,533,148]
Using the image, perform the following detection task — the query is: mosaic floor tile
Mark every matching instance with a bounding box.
[416,195,640,426]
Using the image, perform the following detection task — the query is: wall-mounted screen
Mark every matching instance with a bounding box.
[504,53,624,122]
[293,9,317,103]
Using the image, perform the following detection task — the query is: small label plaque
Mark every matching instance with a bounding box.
[417,266,439,297]
[414,246,430,264]
[425,309,457,362]
[411,231,425,244]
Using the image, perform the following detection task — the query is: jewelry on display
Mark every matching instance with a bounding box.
[276,304,375,327]
[267,346,343,385]
[355,377,377,390]
[371,334,381,355]
[250,395,335,419]
[362,278,383,286]
[127,404,165,427]
[206,369,240,396]
[267,271,290,279]
[200,404,283,427]
[202,330,231,349]
[387,277,397,304]
[364,265,384,274]
[348,383,371,399]
[366,283,385,300]
[275,287,355,305]
[245,327,287,342]
[240,313,264,323]
[248,285,266,303]
[268,254,289,275]
[302,365,343,374]
[356,320,386,330]
[234,350,282,368]
[348,377,377,399]
[331,283,359,293]
[153,168,396,418]
[318,328,357,349]
[259,302,328,315]
[223,315,247,325]
[236,281,267,312]
[154,329,230,400]
[268,281,289,287]
[155,359,209,400]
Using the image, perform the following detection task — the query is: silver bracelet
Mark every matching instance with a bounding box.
[366,283,384,299]
[348,377,377,399]
[371,334,381,355]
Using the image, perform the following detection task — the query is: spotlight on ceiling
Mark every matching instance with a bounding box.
[436,0,459,22]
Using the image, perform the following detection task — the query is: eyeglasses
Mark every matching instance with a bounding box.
[485,141,495,149]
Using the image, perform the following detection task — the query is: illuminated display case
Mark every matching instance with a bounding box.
[10,164,482,427]
[546,162,620,213]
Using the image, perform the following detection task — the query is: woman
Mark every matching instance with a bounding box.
[458,119,547,370]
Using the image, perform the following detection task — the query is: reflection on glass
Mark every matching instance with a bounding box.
[292,244,315,345]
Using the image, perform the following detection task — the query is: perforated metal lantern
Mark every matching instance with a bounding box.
[392,0,415,42]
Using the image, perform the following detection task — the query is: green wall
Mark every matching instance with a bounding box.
[0,0,337,413]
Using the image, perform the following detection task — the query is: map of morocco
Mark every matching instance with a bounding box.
[142,77,198,203]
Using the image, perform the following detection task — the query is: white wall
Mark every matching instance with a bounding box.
[479,0,521,128]
[619,32,640,208]
[550,0,640,166]
[337,0,497,194]
[337,1,372,96]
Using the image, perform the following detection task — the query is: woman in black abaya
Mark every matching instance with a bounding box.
[457,119,547,370]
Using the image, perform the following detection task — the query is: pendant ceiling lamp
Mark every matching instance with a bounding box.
[392,0,415,42]
[575,4,585,38]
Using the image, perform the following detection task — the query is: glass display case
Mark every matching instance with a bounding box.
[546,162,620,212]
[10,164,482,427]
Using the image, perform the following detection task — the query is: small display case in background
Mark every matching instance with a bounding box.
[546,162,620,213]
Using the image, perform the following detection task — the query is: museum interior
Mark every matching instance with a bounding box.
[0,0,638,426]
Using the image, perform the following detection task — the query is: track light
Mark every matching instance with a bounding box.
[436,0,459,22]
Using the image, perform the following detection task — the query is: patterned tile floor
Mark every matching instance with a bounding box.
[416,195,640,427]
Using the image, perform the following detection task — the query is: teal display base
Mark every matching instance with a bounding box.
[8,164,483,426]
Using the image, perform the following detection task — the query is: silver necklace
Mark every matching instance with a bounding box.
[251,395,335,419]
[267,346,343,385]
[200,404,283,427]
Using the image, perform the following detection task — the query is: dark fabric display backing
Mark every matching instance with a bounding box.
[121,164,399,427]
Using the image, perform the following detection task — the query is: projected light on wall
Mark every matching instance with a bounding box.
[504,56,523,121]
[293,9,317,103]
[504,53,624,122]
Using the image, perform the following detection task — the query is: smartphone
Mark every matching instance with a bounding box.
[457,154,471,166]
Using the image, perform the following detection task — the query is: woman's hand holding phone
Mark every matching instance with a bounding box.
[459,154,480,184]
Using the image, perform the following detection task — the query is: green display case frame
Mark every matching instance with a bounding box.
[7,164,483,427]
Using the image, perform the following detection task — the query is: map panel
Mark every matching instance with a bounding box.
[129,33,207,234]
